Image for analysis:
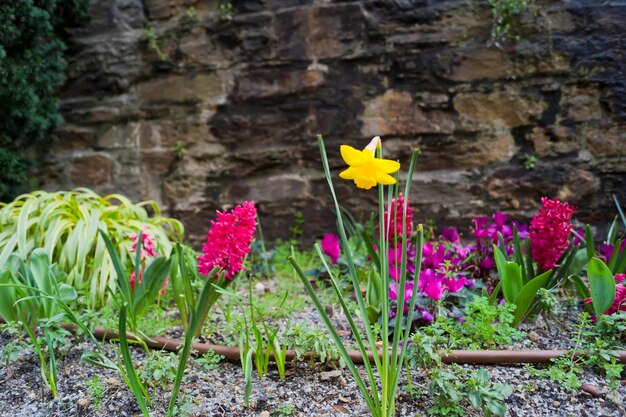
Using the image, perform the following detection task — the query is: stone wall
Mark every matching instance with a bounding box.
[44,0,625,243]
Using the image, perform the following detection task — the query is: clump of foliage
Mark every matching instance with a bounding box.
[406,329,513,417]
[488,0,533,46]
[527,312,626,392]
[0,189,183,307]
[140,351,178,389]
[0,1,90,200]
[437,296,525,349]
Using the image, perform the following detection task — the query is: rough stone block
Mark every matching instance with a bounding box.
[585,123,626,158]
[560,84,603,122]
[136,73,231,106]
[527,126,579,157]
[275,4,366,60]
[454,88,547,127]
[70,154,114,186]
[444,48,513,82]
[235,67,326,100]
[361,90,455,137]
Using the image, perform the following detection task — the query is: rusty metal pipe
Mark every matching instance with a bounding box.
[50,322,626,365]
[3,318,625,365]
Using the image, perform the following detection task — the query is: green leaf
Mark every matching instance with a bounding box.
[493,245,508,280]
[607,217,619,245]
[512,226,527,283]
[512,270,552,327]
[585,225,595,262]
[587,257,617,317]
[133,256,171,319]
[502,262,523,303]
[119,305,151,417]
[569,248,588,277]
[488,281,502,305]
[607,239,622,272]
[614,194,626,229]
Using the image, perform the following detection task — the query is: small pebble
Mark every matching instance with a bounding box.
[320,370,342,381]
[552,401,560,407]
[581,384,600,397]
[258,411,270,417]
[253,282,266,296]
[528,331,540,342]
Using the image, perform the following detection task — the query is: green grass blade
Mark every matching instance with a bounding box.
[119,305,151,416]
[289,255,378,415]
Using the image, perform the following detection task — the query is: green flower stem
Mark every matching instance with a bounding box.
[167,267,221,417]
[23,324,57,398]
[193,274,230,338]
[317,135,382,371]
[389,148,420,405]
[313,244,381,410]
[378,180,390,416]
[288,257,379,415]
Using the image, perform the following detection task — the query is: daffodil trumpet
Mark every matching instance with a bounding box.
[289,135,422,417]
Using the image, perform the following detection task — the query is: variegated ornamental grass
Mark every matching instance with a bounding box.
[0,188,183,307]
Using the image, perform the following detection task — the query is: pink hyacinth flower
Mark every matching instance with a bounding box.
[129,270,142,292]
[197,201,257,280]
[130,227,157,259]
[529,197,575,271]
[321,233,341,264]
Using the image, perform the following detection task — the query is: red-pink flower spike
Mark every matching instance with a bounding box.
[130,227,157,259]
[530,197,575,270]
[381,193,413,248]
[197,201,257,280]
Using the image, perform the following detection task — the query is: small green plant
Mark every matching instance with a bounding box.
[272,403,297,417]
[524,154,537,170]
[284,323,340,365]
[185,6,197,22]
[289,211,305,240]
[526,312,625,392]
[140,351,178,389]
[86,375,107,412]
[236,282,291,405]
[406,330,512,417]
[414,297,524,350]
[219,1,233,21]
[144,26,167,60]
[488,0,533,46]
[195,349,224,372]
[175,140,186,159]
[1,340,23,366]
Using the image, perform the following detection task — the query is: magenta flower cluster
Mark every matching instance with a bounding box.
[471,212,528,277]
[197,201,257,280]
[321,233,341,264]
[530,197,575,270]
[129,228,168,295]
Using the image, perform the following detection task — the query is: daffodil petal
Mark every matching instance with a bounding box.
[340,145,365,166]
[373,158,400,174]
[375,171,397,185]
[355,177,377,189]
[339,167,358,179]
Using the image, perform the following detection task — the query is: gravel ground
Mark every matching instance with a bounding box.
[1,320,625,417]
[1,280,625,417]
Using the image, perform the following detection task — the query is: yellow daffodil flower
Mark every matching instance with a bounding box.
[339,136,400,190]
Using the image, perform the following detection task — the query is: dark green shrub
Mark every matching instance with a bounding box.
[0,0,90,200]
